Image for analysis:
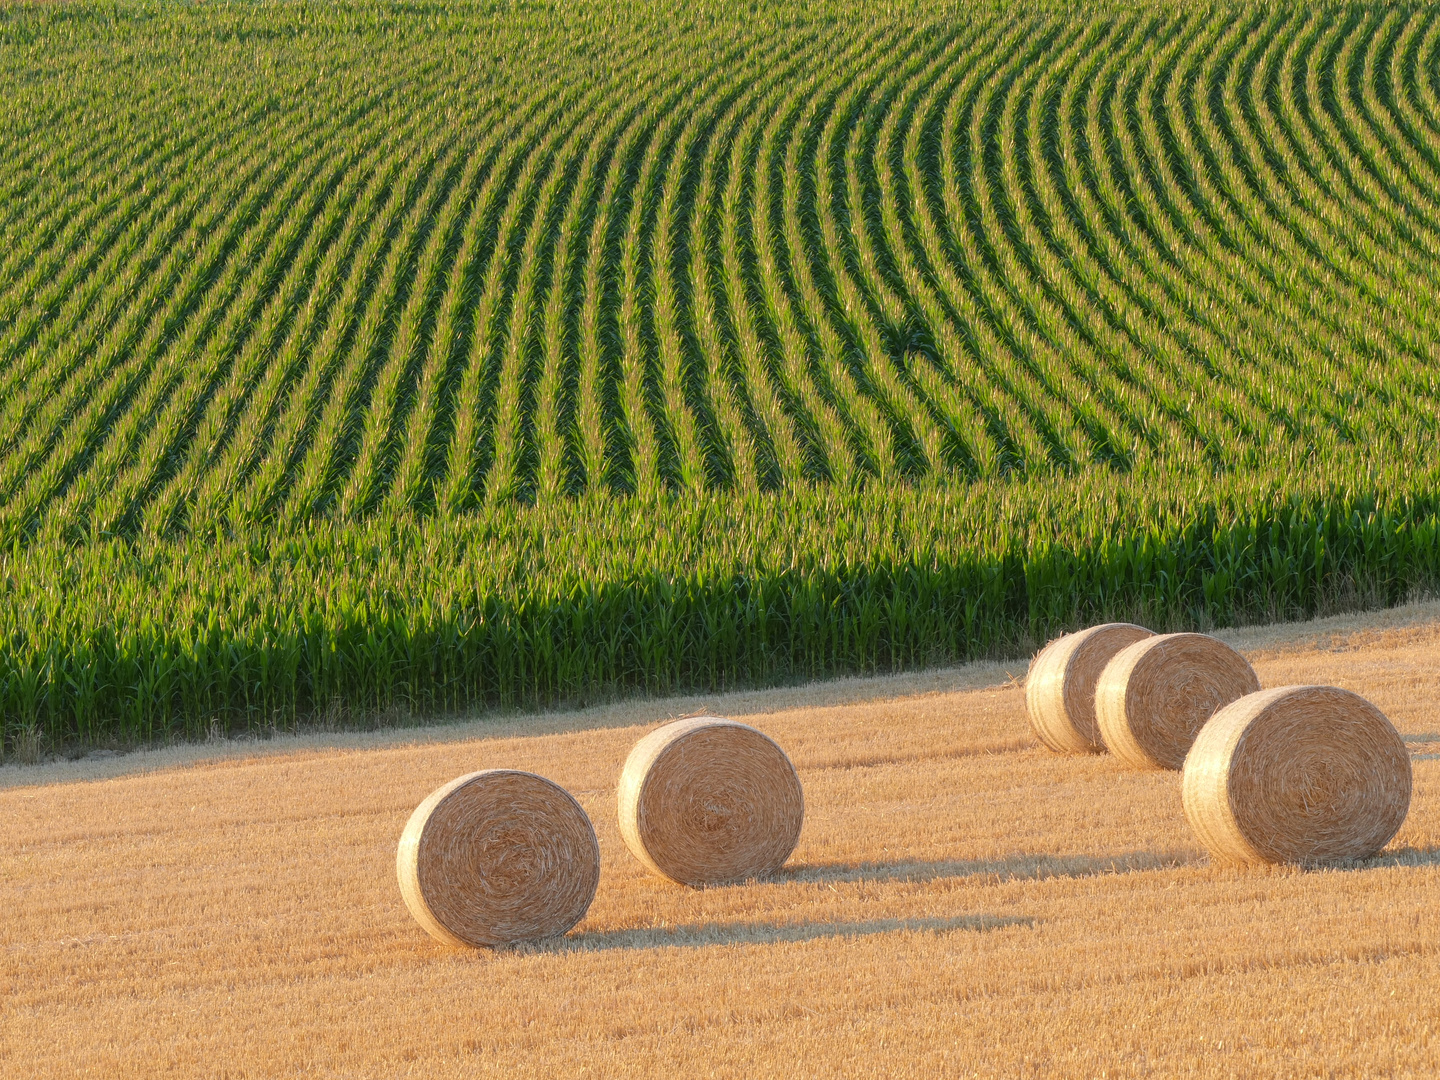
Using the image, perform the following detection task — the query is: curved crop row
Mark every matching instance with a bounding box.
[3,6,1439,540]
[4,2,1440,744]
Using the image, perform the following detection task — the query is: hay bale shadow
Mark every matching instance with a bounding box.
[1326,845,1440,871]
[520,913,1032,954]
[776,849,1198,886]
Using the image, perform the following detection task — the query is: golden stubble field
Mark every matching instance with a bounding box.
[3,605,1439,1078]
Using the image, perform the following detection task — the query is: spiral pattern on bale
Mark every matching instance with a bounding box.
[396,769,600,947]
[1096,632,1260,770]
[617,717,804,887]
[1182,686,1412,866]
[1025,623,1154,754]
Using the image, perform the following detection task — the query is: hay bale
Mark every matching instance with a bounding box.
[1096,632,1260,770]
[617,716,803,886]
[1182,686,1412,866]
[1025,623,1154,753]
[396,769,600,947]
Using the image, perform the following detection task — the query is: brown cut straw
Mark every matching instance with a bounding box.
[1096,632,1260,770]
[617,717,804,887]
[1025,623,1153,754]
[1182,686,1412,866]
[397,769,600,947]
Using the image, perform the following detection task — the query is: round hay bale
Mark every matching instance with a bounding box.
[1182,686,1412,866]
[617,717,803,887]
[396,769,600,947]
[1025,623,1154,754]
[1096,632,1260,770]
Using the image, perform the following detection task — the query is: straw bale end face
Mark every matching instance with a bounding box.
[1096,632,1260,770]
[1025,623,1154,754]
[1181,686,1412,866]
[397,769,600,948]
[617,717,804,887]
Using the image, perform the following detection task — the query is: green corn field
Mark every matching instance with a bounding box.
[4,1,1440,750]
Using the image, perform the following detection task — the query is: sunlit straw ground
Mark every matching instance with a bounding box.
[3,603,1439,1077]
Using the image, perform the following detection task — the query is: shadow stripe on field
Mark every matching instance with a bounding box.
[796,737,1037,772]
[1360,847,1440,868]
[777,850,1199,886]
[521,914,1033,953]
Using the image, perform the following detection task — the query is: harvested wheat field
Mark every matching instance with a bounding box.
[3,605,1440,1079]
